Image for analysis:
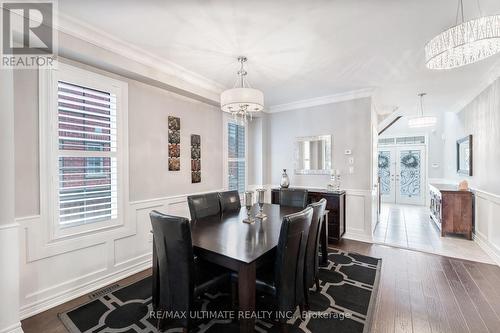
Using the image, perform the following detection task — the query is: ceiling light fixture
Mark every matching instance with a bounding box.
[220,56,264,124]
[425,0,500,70]
[408,93,437,128]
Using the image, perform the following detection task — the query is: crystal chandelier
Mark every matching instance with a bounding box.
[408,93,437,128]
[425,0,500,70]
[220,56,264,124]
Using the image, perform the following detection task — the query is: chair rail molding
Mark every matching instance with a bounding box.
[16,189,222,320]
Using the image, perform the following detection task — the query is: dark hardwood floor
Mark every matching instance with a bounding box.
[336,239,500,333]
[21,269,151,333]
[21,240,500,333]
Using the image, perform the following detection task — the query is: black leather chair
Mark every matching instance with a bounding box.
[233,207,313,332]
[150,211,229,332]
[303,198,327,308]
[187,192,221,222]
[279,188,308,209]
[218,190,241,213]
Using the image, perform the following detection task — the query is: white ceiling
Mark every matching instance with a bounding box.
[58,0,500,116]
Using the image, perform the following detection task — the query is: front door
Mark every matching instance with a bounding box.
[378,145,426,205]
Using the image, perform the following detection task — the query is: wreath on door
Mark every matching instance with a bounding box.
[378,154,389,169]
[401,153,419,168]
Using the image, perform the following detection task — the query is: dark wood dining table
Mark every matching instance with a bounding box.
[191,203,299,333]
[152,203,329,333]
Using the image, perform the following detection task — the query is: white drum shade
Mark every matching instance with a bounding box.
[220,87,264,113]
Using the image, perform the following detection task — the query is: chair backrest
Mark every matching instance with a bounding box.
[274,206,313,314]
[150,210,194,321]
[279,188,308,208]
[218,190,241,213]
[304,199,327,290]
[187,192,221,221]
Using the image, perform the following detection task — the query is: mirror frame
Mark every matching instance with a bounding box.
[456,135,473,176]
[294,134,332,175]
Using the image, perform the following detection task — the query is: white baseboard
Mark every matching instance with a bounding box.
[19,259,151,320]
[0,322,23,333]
[473,233,500,266]
[343,232,373,244]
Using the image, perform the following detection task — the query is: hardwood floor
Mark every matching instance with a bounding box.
[21,269,151,333]
[336,239,500,333]
[21,240,500,333]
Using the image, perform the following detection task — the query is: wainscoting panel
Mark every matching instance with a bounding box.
[254,185,373,243]
[17,189,222,320]
[472,189,500,265]
[343,189,373,242]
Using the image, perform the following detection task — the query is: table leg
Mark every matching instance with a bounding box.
[320,213,329,266]
[238,262,256,333]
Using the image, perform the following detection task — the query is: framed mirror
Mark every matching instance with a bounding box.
[294,135,332,175]
[457,135,472,176]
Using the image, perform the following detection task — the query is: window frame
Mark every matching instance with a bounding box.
[222,115,248,194]
[39,62,129,240]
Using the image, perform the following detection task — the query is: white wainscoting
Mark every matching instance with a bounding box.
[17,189,221,320]
[252,185,373,243]
[472,189,500,266]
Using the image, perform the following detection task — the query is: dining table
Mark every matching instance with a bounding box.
[152,203,329,333]
[191,203,299,333]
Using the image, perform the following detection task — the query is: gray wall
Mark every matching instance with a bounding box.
[14,61,222,218]
[442,78,500,195]
[264,98,372,190]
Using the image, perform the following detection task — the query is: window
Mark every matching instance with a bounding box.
[57,81,117,228]
[227,122,246,194]
[40,63,127,236]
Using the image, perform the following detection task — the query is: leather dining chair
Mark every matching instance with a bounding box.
[279,188,308,209]
[218,190,241,214]
[232,207,313,332]
[303,198,327,308]
[150,211,229,332]
[187,192,221,222]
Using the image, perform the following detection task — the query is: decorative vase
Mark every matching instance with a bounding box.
[280,169,290,188]
[327,169,341,192]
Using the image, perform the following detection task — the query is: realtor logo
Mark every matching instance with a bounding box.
[1,1,57,69]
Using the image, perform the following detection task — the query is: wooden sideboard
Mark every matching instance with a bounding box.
[271,188,346,243]
[429,183,474,240]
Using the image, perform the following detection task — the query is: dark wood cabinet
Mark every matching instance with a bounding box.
[271,188,346,243]
[429,183,474,240]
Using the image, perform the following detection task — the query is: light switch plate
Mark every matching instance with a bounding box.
[348,157,354,165]
[349,166,354,174]
[344,149,352,155]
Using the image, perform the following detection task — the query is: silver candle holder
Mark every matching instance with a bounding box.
[255,188,267,219]
[243,191,255,224]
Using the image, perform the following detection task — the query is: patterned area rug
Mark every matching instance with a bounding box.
[59,249,381,333]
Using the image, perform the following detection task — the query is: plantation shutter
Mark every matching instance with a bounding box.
[57,81,118,227]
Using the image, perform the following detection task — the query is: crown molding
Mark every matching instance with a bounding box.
[54,12,225,104]
[266,88,374,113]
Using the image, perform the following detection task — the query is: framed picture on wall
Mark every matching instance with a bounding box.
[457,135,472,176]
